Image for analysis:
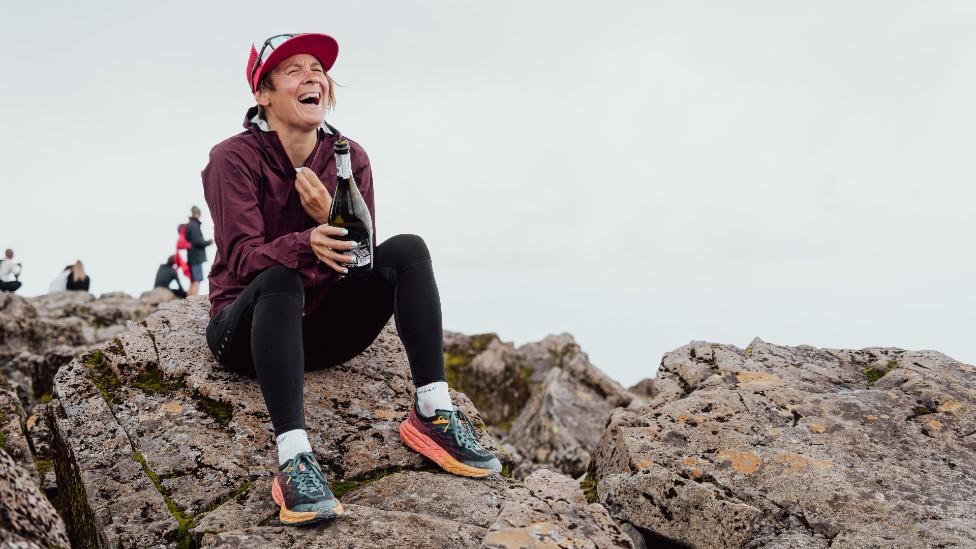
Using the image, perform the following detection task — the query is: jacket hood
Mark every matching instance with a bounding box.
[242,106,336,135]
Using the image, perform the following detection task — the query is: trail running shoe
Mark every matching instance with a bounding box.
[399,401,503,478]
[271,451,344,525]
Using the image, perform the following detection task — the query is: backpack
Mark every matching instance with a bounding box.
[175,224,191,278]
[176,224,191,250]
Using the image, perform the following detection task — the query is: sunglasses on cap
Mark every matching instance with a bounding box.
[250,33,296,90]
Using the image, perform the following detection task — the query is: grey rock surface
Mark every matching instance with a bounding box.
[50,297,626,547]
[505,366,622,478]
[0,364,67,548]
[444,332,532,430]
[481,468,634,548]
[0,375,35,481]
[0,445,69,548]
[592,338,976,548]
[0,289,174,411]
[446,331,636,478]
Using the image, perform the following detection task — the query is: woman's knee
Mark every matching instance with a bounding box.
[253,265,303,297]
[380,234,431,267]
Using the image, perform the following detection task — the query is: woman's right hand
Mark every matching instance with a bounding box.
[310,225,357,274]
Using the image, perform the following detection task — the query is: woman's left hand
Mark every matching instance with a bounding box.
[295,168,333,224]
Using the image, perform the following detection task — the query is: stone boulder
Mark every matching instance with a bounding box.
[0,447,69,548]
[0,289,175,411]
[446,331,636,478]
[49,296,627,547]
[482,468,634,548]
[444,332,532,430]
[0,375,37,483]
[0,368,67,547]
[592,338,976,548]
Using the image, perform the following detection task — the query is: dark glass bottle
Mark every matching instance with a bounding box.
[328,139,374,277]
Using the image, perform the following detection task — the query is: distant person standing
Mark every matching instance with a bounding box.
[186,206,214,296]
[155,255,187,298]
[0,249,22,293]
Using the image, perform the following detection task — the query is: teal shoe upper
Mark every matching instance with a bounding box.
[276,451,340,513]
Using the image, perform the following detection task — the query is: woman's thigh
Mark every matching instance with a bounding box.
[302,256,399,370]
[206,266,303,377]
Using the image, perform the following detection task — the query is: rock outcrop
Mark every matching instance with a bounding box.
[592,338,976,548]
[0,445,69,548]
[482,468,635,548]
[0,289,175,411]
[48,297,629,547]
[0,289,176,547]
[0,366,68,548]
[446,332,636,478]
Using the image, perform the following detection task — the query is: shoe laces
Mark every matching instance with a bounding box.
[448,410,486,453]
[292,453,328,498]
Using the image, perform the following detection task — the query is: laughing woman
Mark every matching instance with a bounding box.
[202,33,501,526]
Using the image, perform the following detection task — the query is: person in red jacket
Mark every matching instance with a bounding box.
[202,33,500,526]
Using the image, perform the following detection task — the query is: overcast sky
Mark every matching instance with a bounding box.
[1,1,973,386]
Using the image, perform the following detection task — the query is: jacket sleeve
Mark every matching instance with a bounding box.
[204,148,321,283]
[187,222,208,249]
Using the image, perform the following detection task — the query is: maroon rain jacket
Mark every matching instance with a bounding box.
[202,106,376,319]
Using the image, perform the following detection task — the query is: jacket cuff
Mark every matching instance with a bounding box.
[295,227,318,265]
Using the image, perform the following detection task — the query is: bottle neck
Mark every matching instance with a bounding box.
[336,152,352,179]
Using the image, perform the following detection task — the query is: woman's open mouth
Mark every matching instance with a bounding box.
[298,92,321,106]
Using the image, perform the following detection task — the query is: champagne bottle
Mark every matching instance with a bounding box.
[328,139,374,277]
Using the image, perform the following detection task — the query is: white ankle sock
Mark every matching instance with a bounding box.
[416,381,453,417]
[276,429,312,466]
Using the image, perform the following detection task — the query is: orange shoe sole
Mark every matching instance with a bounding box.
[271,477,344,525]
[399,419,494,478]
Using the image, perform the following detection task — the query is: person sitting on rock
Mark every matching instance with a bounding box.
[66,260,90,291]
[202,33,501,527]
[0,249,22,293]
[154,255,187,298]
[49,261,91,293]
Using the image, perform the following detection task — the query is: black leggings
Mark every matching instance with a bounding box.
[0,281,21,292]
[206,234,445,436]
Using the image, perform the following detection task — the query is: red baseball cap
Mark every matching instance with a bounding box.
[246,33,339,93]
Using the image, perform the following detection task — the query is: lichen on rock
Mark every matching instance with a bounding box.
[592,338,976,548]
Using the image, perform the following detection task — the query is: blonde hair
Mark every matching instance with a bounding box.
[71,261,86,282]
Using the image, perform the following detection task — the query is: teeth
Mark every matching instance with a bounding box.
[298,92,321,101]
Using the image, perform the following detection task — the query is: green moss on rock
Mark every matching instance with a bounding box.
[193,392,232,428]
[34,457,53,478]
[912,406,933,416]
[132,366,184,395]
[106,338,125,357]
[864,360,899,385]
[132,451,194,549]
[580,475,598,504]
[330,469,397,499]
[84,351,122,405]
[500,462,512,479]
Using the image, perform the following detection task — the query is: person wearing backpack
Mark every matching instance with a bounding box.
[185,206,214,296]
